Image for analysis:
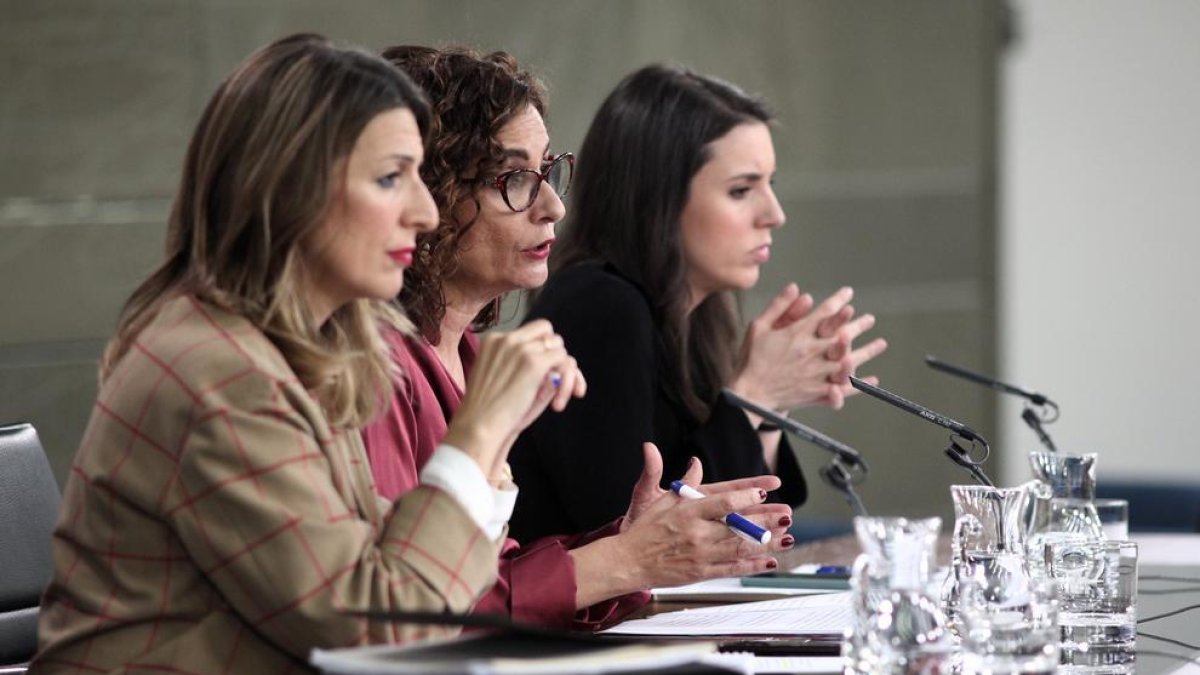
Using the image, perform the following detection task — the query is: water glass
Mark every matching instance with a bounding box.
[1044,539,1138,666]
[1092,498,1129,540]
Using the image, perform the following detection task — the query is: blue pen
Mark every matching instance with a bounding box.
[670,480,771,545]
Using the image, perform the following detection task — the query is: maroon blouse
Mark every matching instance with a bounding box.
[361,327,648,630]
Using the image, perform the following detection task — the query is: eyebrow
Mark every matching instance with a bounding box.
[727,171,767,182]
[384,153,418,166]
[500,141,553,164]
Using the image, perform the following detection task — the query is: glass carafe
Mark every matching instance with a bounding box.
[942,483,1039,631]
[1027,452,1105,578]
[843,516,951,675]
[945,484,1060,674]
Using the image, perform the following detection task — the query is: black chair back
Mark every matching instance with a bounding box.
[0,423,61,666]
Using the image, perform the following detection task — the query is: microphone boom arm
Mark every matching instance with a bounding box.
[848,376,995,487]
[721,388,870,515]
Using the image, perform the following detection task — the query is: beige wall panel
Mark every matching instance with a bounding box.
[0,222,164,344]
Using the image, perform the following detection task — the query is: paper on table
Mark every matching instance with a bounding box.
[751,656,844,674]
[310,636,723,674]
[601,592,852,636]
[697,653,843,674]
[652,576,835,602]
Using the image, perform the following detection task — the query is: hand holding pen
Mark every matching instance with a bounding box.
[568,443,794,606]
[605,443,794,588]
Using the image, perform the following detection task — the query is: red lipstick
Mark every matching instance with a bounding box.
[389,247,415,266]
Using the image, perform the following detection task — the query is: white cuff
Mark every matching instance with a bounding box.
[419,444,504,539]
[490,483,518,535]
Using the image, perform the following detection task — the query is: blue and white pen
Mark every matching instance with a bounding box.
[670,480,772,545]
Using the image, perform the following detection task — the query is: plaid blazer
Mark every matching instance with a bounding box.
[32,296,502,674]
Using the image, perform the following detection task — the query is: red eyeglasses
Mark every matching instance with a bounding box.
[487,152,574,213]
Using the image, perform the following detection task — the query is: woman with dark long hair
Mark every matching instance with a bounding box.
[33,34,582,672]
[360,46,794,631]
[509,64,888,543]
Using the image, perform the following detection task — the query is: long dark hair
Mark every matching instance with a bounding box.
[552,64,772,420]
[103,33,431,428]
[381,45,547,344]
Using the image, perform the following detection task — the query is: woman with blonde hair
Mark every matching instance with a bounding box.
[33,34,582,673]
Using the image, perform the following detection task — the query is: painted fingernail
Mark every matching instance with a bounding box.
[766,559,778,569]
[778,515,792,528]
[781,535,795,548]
[758,489,768,501]
[549,371,562,388]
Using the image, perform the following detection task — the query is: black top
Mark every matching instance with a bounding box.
[508,262,807,543]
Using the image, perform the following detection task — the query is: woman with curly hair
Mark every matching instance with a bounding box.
[361,45,794,631]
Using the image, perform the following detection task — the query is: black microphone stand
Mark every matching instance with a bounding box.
[848,376,995,487]
[925,354,1060,453]
[721,388,870,516]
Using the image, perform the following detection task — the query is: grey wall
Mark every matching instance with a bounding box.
[0,0,1004,524]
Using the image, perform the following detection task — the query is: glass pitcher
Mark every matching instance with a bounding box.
[1027,452,1105,580]
[843,516,952,675]
[944,483,1060,674]
[942,483,1039,631]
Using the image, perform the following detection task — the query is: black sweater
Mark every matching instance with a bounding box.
[508,262,807,543]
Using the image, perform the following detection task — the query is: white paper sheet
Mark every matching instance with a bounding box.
[651,576,835,602]
[601,592,852,636]
[697,653,843,674]
[750,656,844,674]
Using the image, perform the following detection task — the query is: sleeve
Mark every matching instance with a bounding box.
[513,273,661,534]
[419,443,508,540]
[470,520,649,630]
[167,374,502,659]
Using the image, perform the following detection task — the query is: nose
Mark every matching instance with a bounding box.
[406,180,439,233]
[530,180,567,226]
[760,184,786,230]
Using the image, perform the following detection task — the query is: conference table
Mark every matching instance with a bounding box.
[636,533,1200,674]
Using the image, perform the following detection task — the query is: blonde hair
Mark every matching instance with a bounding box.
[102,34,430,429]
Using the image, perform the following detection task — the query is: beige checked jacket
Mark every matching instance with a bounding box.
[32,296,502,674]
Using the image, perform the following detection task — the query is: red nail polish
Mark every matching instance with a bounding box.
[781,535,795,548]
[766,559,778,569]
[779,515,792,528]
[758,489,767,501]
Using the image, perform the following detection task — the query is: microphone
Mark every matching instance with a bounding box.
[849,376,995,487]
[924,354,1059,452]
[722,389,865,467]
[722,388,870,516]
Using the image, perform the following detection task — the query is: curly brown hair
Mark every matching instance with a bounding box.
[381,45,547,344]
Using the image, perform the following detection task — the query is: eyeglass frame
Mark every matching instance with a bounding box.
[485,152,575,213]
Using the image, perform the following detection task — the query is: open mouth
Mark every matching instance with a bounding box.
[523,238,555,258]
